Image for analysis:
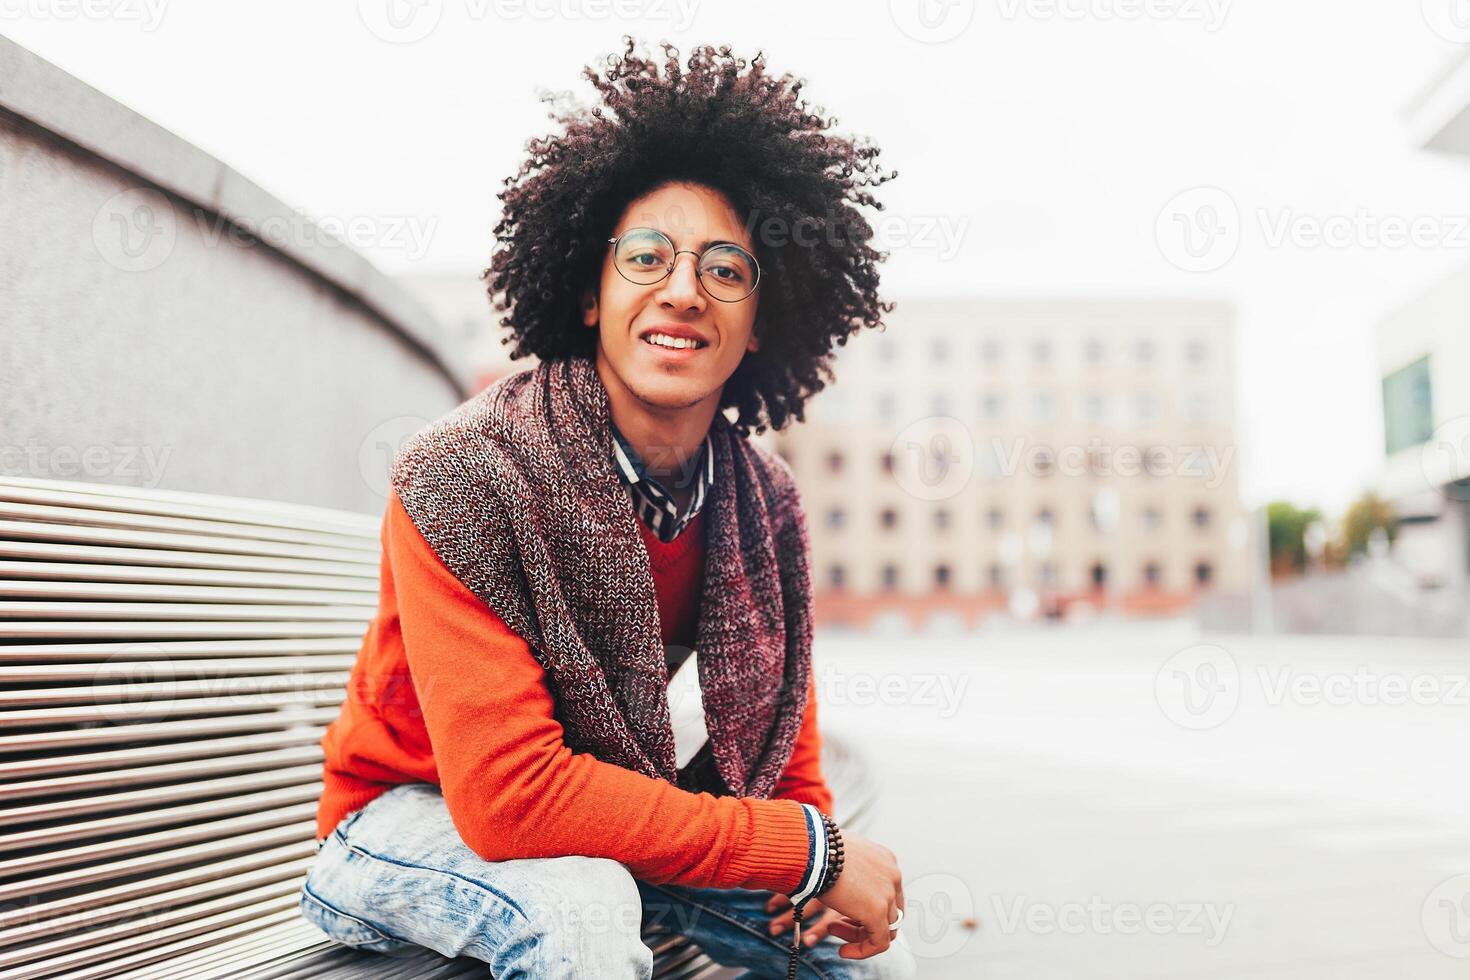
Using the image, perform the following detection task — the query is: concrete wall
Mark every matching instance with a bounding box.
[0,37,470,516]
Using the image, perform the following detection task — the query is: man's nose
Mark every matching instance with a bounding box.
[657,252,706,309]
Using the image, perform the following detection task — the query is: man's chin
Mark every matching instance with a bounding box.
[628,378,712,412]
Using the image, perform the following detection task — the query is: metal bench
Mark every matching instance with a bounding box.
[0,475,872,978]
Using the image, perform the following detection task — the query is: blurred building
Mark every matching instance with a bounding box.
[771,298,1251,629]
[1373,56,1470,590]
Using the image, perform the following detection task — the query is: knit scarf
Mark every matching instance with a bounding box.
[389,356,813,799]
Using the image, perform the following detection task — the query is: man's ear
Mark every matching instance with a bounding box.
[581,290,598,328]
[746,312,762,353]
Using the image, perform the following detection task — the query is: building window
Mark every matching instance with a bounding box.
[1383,355,1434,455]
[988,563,1006,589]
[981,338,1002,363]
[825,451,844,474]
[1032,340,1052,363]
[1140,506,1162,531]
[881,564,900,591]
[1185,339,1208,364]
[1035,507,1056,528]
[880,508,898,530]
[1136,392,1159,423]
[934,508,951,530]
[1143,447,1171,476]
[1090,562,1108,588]
[982,393,1005,420]
[931,338,949,363]
[1031,392,1056,423]
[1084,338,1105,364]
[930,393,950,416]
[1039,562,1057,587]
[826,508,846,530]
[877,338,897,364]
[1184,393,1209,421]
[934,564,952,588]
[1192,506,1212,529]
[1143,561,1162,587]
[1082,393,1105,422]
[1136,339,1156,364]
[880,451,895,475]
[1032,446,1056,477]
[986,507,1005,530]
[1194,561,1213,586]
[830,564,847,589]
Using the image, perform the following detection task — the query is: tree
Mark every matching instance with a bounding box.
[1339,491,1397,558]
[1266,501,1322,577]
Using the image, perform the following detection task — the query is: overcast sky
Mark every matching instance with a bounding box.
[8,1,1470,514]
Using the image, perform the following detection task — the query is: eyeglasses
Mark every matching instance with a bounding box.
[606,227,760,303]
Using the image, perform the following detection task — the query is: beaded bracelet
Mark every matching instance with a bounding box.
[815,811,844,895]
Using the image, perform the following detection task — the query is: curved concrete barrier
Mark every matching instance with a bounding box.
[0,36,471,514]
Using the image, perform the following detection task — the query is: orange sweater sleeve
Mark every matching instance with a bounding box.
[384,490,813,893]
[770,673,835,815]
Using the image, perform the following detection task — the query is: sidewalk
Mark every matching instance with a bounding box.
[814,626,1470,978]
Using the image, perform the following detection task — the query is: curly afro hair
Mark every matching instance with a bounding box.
[482,37,897,435]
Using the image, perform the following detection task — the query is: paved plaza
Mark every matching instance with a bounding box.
[810,622,1470,979]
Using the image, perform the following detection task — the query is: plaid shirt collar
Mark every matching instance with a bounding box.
[609,419,714,544]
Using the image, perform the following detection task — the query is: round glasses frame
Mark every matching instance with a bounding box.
[606,228,761,303]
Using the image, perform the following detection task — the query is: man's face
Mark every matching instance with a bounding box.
[583,181,760,413]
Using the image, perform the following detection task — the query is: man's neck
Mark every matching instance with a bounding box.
[595,355,718,497]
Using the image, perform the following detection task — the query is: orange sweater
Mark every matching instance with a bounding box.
[315,490,833,894]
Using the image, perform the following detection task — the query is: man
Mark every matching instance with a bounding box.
[301,39,911,979]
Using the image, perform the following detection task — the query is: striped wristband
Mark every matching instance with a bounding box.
[788,803,829,907]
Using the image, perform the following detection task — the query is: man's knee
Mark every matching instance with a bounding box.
[524,857,651,976]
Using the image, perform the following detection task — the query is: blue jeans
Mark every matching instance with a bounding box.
[299,783,916,979]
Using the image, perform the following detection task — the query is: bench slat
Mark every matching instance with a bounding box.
[0,560,381,592]
[0,539,378,578]
[0,476,379,536]
[0,501,380,555]
[0,637,359,662]
[0,520,379,566]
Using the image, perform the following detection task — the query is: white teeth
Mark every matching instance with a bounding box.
[643,332,705,350]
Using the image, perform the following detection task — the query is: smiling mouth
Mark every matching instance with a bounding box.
[641,332,709,352]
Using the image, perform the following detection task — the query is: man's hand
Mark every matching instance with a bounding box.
[809,829,906,960]
[765,893,841,947]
